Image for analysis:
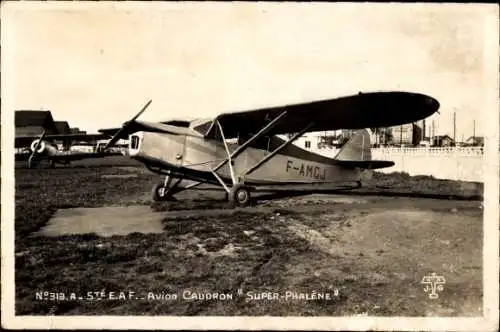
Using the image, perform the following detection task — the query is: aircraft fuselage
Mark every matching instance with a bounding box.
[128,131,371,186]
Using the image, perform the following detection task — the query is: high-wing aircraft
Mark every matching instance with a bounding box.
[100,91,439,206]
[15,131,123,168]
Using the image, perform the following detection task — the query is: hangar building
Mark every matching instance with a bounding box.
[15,110,59,136]
[54,121,71,135]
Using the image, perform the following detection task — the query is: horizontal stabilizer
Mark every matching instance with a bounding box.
[335,160,395,169]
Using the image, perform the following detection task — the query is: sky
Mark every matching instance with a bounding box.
[2,2,498,139]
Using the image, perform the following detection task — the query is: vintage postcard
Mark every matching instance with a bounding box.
[1,1,499,331]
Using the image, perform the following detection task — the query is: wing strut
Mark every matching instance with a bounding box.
[209,111,288,192]
[211,169,230,193]
[208,110,315,196]
[216,120,237,185]
[211,110,288,173]
[244,122,314,176]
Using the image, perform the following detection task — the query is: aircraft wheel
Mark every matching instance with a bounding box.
[229,184,251,207]
[151,182,177,202]
[356,181,362,188]
[152,183,165,201]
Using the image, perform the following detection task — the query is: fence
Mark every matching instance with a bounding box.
[311,146,486,182]
[371,147,484,182]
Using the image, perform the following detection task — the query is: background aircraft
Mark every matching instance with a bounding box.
[15,130,123,168]
[100,91,440,206]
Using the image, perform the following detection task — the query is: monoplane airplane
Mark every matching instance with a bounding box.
[99,91,439,207]
[15,131,123,168]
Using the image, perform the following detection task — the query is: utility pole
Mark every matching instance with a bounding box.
[422,119,426,141]
[473,120,476,141]
[431,120,435,146]
[453,112,456,144]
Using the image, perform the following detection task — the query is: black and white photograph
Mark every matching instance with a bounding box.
[1,1,498,331]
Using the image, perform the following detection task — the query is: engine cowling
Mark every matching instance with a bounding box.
[30,139,58,155]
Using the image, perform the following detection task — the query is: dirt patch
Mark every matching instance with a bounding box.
[37,206,164,237]
[279,206,482,316]
[271,194,370,206]
[287,222,342,257]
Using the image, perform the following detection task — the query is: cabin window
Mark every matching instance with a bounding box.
[130,135,140,149]
[305,141,311,149]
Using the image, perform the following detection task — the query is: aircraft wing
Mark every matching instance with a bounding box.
[98,121,192,140]
[15,133,109,148]
[15,150,123,162]
[97,128,121,137]
[196,91,440,139]
[48,151,123,161]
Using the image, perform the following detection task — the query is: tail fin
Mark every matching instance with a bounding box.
[334,129,372,161]
[334,129,394,169]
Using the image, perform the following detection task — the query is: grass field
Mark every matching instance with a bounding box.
[13,164,484,316]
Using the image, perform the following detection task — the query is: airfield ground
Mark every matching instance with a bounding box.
[13,158,483,316]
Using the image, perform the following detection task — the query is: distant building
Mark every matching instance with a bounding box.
[54,121,71,135]
[15,110,58,137]
[310,128,394,149]
[432,135,454,147]
[340,129,356,139]
[465,136,484,146]
[418,140,431,147]
[70,127,87,135]
[391,123,423,146]
[371,128,393,146]
[315,130,357,149]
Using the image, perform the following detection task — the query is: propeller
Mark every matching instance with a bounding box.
[103,99,152,151]
[28,129,47,169]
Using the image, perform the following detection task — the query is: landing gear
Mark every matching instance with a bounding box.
[149,170,205,203]
[152,182,166,201]
[228,184,251,207]
[356,181,362,188]
[151,173,178,202]
[208,116,311,208]
[151,182,178,202]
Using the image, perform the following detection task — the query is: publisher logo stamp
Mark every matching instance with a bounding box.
[421,272,446,299]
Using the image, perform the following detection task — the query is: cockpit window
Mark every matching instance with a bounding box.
[130,135,140,149]
[193,120,214,136]
[161,120,191,127]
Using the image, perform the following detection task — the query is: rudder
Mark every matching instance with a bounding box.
[334,129,372,161]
